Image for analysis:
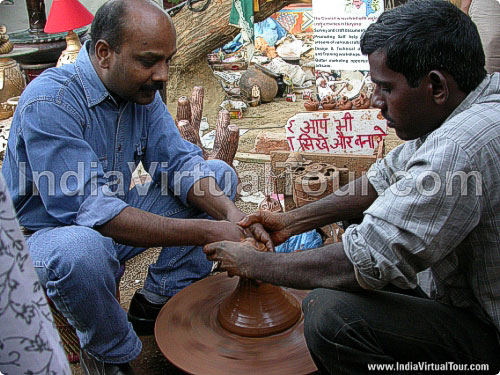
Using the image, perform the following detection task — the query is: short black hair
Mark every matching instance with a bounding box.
[89,0,129,55]
[360,0,486,94]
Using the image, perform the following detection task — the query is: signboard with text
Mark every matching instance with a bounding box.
[286,109,388,155]
[312,0,384,71]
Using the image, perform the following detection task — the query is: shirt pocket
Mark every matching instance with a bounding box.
[134,137,147,163]
[98,155,108,172]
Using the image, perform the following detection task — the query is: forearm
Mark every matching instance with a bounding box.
[187,176,244,222]
[285,174,378,236]
[96,206,221,247]
[247,242,361,291]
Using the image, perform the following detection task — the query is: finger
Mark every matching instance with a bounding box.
[202,244,214,255]
[263,236,275,252]
[248,223,273,251]
[238,213,261,228]
[243,228,253,238]
[202,242,223,255]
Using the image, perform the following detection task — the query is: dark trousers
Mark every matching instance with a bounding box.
[302,288,500,374]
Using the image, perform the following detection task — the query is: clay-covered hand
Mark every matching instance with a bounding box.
[244,222,275,252]
[203,238,261,278]
[239,211,292,247]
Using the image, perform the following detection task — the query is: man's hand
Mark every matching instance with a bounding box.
[244,222,275,252]
[206,220,247,243]
[203,239,261,278]
[239,211,293,246]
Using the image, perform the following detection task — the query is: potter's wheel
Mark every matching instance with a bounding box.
[155,273,317,375]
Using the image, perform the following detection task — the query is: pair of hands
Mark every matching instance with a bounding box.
[204,210,293,277]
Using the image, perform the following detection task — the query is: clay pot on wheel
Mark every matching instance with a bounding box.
[239,65,278,103]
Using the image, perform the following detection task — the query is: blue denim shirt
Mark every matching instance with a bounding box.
[3,42,213,231]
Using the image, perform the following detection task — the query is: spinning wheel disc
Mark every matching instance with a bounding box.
[155,273,317,375]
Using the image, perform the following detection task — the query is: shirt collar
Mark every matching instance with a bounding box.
[447,74,493,120]
[74,41,114,108]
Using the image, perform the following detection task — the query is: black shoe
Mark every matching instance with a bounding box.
[80,350,136,375]
[127,290,168,335]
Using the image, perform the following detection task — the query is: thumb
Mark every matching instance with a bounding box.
[238,213,260,228]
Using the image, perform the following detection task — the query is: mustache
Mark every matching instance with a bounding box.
[142,82,164,92]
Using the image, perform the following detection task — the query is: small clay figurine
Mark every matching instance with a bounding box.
[337,96,353,110]
[258,195,283,213]
[321,95,337,110]
[250,84,261,107]
[304,96,319,111]
[353,92,371,109]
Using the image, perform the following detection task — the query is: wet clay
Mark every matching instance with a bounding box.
[155,273,317,375]
[217,278,302,337]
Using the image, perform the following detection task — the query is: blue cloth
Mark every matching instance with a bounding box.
[222,18,287,53]
[275,229,322,253]
[254,18,287,47]
[3,41,214,231]
[222,34,243,53]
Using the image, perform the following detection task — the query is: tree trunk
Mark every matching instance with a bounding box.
[171,0,296,71]
[166,0,301,122]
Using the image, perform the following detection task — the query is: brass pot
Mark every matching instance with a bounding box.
[0,58,26,104]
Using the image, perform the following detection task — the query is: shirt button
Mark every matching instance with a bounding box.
[117,144,122,151]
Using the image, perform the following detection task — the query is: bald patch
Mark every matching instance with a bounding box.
[118,0,175,44]
[122,0,171,21]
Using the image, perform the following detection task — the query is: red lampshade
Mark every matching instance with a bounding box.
[44,0,94,33]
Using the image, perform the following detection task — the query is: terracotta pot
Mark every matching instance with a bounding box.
[239,65,278,103]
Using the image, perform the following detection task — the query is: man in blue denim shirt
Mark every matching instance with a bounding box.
[2,0,270,373]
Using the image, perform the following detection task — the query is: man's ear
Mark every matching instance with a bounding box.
[94,40,114,69]
[428,70,449,105]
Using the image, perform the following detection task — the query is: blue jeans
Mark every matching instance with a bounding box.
[28,160,237,364]
[303,288,500,374]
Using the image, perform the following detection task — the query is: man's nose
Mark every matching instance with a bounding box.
[371,87,385,109]
[152,63,169,82]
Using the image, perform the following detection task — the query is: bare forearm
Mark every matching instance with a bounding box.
[246,242,361,291]
[96,206,223,247]
[285,175,378,236]
[187,176,243,222]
